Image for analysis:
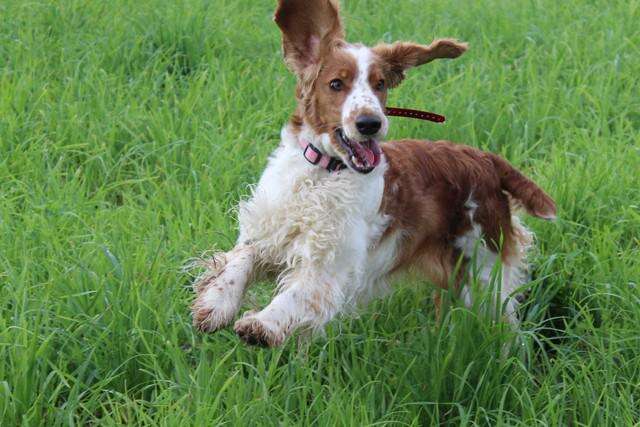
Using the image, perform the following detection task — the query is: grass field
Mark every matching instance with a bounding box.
[1,0,639,425]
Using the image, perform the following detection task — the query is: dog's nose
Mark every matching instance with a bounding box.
[355,115,382,136]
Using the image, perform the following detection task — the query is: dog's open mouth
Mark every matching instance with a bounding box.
[336,129,381,174]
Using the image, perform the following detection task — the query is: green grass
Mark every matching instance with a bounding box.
[1,0,639,424]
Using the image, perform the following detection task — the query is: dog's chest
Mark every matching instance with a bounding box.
[238,143,388,266]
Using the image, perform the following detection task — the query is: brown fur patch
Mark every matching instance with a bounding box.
[274,0,344,75]
[373,39,468,87]
[305,49,357,135]
[380,139,554,292]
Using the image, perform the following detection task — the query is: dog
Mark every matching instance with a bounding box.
[191,0,556,347]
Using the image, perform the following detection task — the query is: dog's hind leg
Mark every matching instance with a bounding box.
[192,244,256,332]
[413,245,466,322]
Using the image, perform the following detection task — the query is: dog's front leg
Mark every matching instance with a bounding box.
[234,269,345,347]
[192,244,256,332]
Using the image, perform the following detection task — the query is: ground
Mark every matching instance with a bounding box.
[1,0,639,425]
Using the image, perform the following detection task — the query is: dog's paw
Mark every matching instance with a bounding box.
[191,292,237,333]
[234,316,284,347]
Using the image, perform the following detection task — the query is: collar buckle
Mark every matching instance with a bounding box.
[303,143,322,165]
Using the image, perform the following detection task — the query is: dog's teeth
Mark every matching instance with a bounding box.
[351,155,364,168]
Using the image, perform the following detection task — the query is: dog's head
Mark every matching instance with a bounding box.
[274,0,467,173]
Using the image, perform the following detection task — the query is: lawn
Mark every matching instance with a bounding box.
[1,0,639,425]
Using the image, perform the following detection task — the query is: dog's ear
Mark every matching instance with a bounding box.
[274,0,344,76]
[373,39,468,88]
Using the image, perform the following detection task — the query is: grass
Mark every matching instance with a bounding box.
[1,0,639,424]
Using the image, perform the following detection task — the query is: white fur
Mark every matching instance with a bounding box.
[342,45,388,141]
[232,123,393,336]
[193,245,255,330]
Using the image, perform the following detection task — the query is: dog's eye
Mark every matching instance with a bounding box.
[329,79,343,91]
[375,79,385,91]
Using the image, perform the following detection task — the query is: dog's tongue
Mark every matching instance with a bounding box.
[353,140,380,167]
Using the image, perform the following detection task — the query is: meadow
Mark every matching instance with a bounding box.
[1,0,639,425]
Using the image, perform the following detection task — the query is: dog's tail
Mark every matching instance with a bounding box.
[490,154,557,220]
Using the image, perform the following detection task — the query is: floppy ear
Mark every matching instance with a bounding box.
[373,39,468,87]
[274,0,344,76]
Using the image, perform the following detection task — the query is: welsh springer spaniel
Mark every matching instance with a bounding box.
[192,0,556,347]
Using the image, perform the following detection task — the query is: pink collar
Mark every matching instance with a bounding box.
[297,138,346,172]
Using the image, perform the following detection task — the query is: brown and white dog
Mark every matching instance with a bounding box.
[192,0,556,347]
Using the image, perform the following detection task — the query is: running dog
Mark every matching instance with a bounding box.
[191,0,556,347]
